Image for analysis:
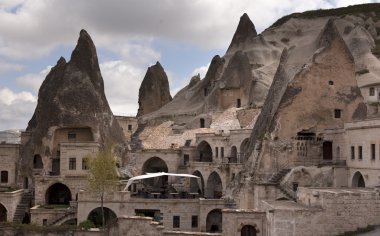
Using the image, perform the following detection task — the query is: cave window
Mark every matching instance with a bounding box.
[328,80,334,85]
[200,118,205,128]
[128,125,132,131]
[371,144,376,160]
[69,158,76,170]
[204,88,208,96]
[0,171,8,183]
[68,131,76,141]
[183,154,189,165]
[370,87,375,96]
[237,99,241,108]
[334,109,341,119]
[173,216,180,228]
[82,158,88,170]
[192,215,198,228]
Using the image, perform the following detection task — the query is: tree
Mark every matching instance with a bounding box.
[86,145,118,228]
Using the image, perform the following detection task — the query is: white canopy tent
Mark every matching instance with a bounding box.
[123,172,201,192]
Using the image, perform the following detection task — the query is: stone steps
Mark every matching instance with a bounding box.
[13,192,32,224]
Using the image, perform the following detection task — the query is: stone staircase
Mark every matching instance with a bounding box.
[49,212,76,226]
[268,169,291,184]
[13,191,32,224]
[278,185,297,201]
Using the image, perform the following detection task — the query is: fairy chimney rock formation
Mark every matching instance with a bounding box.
[227,13,258,53]
[23,29,126,178]
[137,62,172,116]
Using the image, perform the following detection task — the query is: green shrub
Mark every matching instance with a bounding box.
[78,220,96,230]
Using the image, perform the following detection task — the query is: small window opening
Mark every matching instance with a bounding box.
[371,144,376,160]
[328,80,334,85]
[200,118,205,128]
[191,215,198,228]
[68,131,76,141]
[128,125,132,131]
[184,154,189,165]
[69,158,76,170]
[351,146,355,160]
[358,146,363,160]
[237,99,241,108]
[370,87,375,96]
[173,216,180,228]
[334,109,341,119]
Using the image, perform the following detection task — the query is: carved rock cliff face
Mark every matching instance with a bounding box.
[22,30,126,180]
[137,62,172,117]
[227,13,258,54]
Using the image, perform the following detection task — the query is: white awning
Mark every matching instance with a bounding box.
[123,172,200,191]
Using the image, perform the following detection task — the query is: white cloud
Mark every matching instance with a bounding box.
[191,63,210,79]
[0,60,23,73]
[0,87,36,130]
[16,66,51,92]
[0,0,376,60]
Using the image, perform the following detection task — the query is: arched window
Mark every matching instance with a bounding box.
[206,209,222,232]
[197,141,213,162]
[206,172,223,199]
[87,207,117,227]
[45,183,72,205]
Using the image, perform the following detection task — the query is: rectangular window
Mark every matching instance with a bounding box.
[334,109,341,118]
[191,215,198,228]
[358,146,363,160]
[82,158,88,170]
[184,154,189,165]
[351,146,355,160]
[1,171,8,183]
[173,216,180,228]
[215,147,219,158]
[128,125,132,131]
[69,158,76,170]
[371,144,376,160]
[370,87,375,96]
[68,131,76,141]
[221,147,224,158]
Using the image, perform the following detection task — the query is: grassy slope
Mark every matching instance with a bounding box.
[271,3,380,28]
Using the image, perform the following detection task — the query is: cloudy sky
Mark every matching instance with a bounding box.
[0,0,379,130]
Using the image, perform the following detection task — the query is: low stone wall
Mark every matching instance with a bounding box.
[264,187,380,236]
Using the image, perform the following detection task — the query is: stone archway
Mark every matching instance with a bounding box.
[0,203,7,222]
[87,207,117,227]
[206,172,223,199]
[142,157,169,189]
[241,225,257,236]
[190,170,204,196]
[352,171,365,188]
[206,209,222,232]
[197,141,213,162]
[45,183,72,205]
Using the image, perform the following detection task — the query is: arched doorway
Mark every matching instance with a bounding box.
[206,172,223,199]
[230,146,237,163]
[33,154,43,169]
[206,209,222,232]
[197,141,213,162]
[142,157,169,189]
[45,183,72,205]
[352,171,365,187]
[87,207,117,227]
[240,138,250,162]
[323,141,333,160]
[190,171,204,196]
[241,225,257,236]
[0,204,7,222]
